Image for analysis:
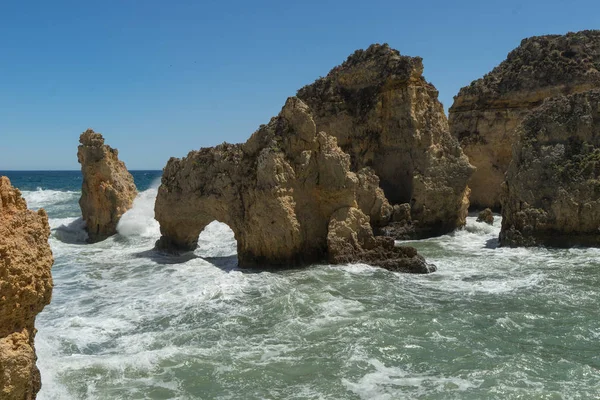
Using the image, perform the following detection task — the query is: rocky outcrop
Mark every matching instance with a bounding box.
[77,129,138,242]
[297,44,474,238]
[450,30,600,210]
[155,97,434,273]
[477,208,494,225]
[500,90,600,247]
[0,177,53,399]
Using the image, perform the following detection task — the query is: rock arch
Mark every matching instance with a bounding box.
[155,97,433,273]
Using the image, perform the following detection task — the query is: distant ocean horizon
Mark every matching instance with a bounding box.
[1,170,162,192]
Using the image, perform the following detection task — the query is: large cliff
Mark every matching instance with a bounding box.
[450,30,600,209]
[77,130,138,242]
[297,44,474,238]
[500,90,600,247]
[155,97,434,273]
[0,177,53,399]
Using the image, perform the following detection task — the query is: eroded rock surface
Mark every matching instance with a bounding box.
[477,208,494,225]
[155,97,434,273]
[500,90,600,247]
[0,177,53,399]
[450,30,600,209]
[297,44,474,238]
[78,129,138,242]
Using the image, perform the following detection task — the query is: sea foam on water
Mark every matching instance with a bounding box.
[18,176,600,399]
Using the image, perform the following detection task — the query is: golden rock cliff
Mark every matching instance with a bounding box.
[500,90,600,247]
[450,30,600,210]
[0,177,53,399]
[77,130,138,242]
[297,44,474,238]
[155,97,434,273]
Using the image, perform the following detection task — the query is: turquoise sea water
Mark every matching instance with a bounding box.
[3,171,600,399]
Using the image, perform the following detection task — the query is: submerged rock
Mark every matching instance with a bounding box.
[0,177,53,399]
[450,30,600,209]
[77,129,138,242]
[477,208,494,225]
[155,97,434,273]
[297,43,474,238]
[500,90,600,247]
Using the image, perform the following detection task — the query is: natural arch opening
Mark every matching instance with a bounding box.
[195,221,237,258]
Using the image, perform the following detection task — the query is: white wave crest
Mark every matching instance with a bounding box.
[21,189,79,210]
[116,180,161,238]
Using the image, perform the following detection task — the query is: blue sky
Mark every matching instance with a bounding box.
[1,0,597,170]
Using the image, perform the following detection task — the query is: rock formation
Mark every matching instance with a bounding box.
[297,43,474,238]
[0,177,53,399]
[476,208,494,225]
[155,97,434,273]
[500,90,600,247]
[450,30,600,210]
[77,129,138,242]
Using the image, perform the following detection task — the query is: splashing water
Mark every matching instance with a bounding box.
[7,171,600,399]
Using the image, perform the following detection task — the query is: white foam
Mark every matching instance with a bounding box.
[21,188,79,210]
[117,180,161,238]
[342,358,479,399]
[196,221,237,258]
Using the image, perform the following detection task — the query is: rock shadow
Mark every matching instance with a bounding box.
[52,217,89,244]
[485,237,499,249]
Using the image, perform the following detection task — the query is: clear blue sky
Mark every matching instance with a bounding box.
[1,0,597,170]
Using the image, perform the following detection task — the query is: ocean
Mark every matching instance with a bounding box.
[2,170,600,399]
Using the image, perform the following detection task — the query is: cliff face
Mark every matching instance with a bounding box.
[297,44,474,238]
[450,30,600,210]
[77,130,138,242]
[155,97,434,273]
[0,177,53,400]
[500,90,600,247]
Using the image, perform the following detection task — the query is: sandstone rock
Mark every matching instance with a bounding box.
[477,208,494,225]
[0,177,53,399]
[327,207,432,273]
[500,90,600,247]
[77,129,138,242]
[450,30,600,210]
[297,43,474,238]
[155,97,434,273]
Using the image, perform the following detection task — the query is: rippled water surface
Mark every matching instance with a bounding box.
[4,171,600,399]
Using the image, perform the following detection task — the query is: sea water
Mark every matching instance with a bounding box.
[2,171,600,399]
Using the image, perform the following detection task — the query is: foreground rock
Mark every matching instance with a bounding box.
[297,43,474,238]
[155,97,434,273]
[0,177,53,399]
[500,90,600,247]
[450,30,600,209]
[77,129,137,242]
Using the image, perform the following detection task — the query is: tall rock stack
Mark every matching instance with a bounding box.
[297,44,474,238]
[500,90,600,247]
[450,30,600,210]
[77,129,138,242]
[0,177,53,400]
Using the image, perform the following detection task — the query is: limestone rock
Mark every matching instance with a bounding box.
[450,30,600,209]
[0,177,53,399]
[155,97,434,273]
[477,208,494,225]
[77,129,138,242]
[500,90,600,247]
[327,207,432,273]
[297,43,474,238]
